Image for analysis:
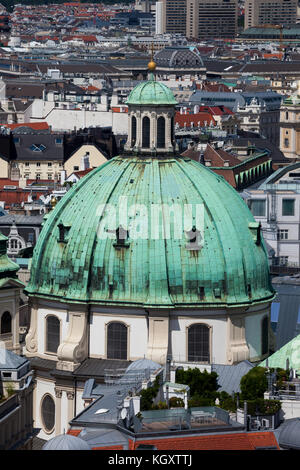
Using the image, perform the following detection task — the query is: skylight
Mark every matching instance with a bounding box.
[30,144,46,152]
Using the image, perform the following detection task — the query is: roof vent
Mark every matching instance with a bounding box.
[57,222,71,243]
[113,225,130,248]
[249,221,261,245]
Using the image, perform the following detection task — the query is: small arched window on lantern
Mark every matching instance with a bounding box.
[131,115,137,147]
[157,116,165,148]
[142,116,150,148]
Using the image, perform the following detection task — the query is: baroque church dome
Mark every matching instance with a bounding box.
[126,78,177,106]
[25,155,274,307]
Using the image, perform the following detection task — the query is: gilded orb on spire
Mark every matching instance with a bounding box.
[148,43,156,73]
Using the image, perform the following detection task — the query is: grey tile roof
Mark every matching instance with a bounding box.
[0,215,44,225]
[0,349,28,370]
[72,384,130,426]
[155,47,205,69]
[12,134,65,162]
[211,361,254,394]
[73,358,131,378]
[79,427,129,448]
[29,356,57,371]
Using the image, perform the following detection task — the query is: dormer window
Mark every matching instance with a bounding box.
[113,225,130,248]
[185,225,202,250]
[57,222,71,243]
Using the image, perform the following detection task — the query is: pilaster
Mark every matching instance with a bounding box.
[146,310,169,364]
[67,390,75,424]
[54,388,62,436]
[226,314,250,365]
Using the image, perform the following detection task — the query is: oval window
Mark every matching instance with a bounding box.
[41,394,55,432]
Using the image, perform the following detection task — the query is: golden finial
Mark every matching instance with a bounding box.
[50,195,57,209]
[148,43,156,72]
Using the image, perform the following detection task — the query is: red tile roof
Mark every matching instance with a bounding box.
[72,168,94,178]
[175,111,216,128]
[4,122,49,130]
[204,144,241,166]
[197,82,231,92]
[92,446,124,450]
[0,178,19,188]
[130,432,279,450]
[198,105,234,116]
[67,429,81,437]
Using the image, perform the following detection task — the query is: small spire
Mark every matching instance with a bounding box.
[148,43,156,79]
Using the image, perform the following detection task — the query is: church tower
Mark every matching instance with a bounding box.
[124,57,177,155]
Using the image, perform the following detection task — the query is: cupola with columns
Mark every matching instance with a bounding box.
[124,53,178,155]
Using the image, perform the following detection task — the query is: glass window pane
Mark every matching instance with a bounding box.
[142,117,150,148]
[41,395,55,432]
[157,116,165,148]
[107,322,127,360]
[282,199,295,216]
[188,324,209,362]
[131,116,136,146]
[250,199,266,217]
[47,316,60,353]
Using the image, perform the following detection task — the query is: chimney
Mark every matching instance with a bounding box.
[80,152,90,171]
[60,170,66,185]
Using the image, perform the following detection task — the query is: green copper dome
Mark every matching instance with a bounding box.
[25,156,274,308]
[126,76,177,106]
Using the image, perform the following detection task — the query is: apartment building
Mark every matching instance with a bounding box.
[245,0,297,30]
[245,162,300,267]
[186,0,238,39]
[161,0,187,35]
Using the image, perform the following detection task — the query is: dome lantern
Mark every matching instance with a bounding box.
[124,48,177,156]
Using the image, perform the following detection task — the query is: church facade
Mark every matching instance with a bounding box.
[24,61,275,440]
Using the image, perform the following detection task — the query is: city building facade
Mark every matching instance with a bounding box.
[186,0,238,39]
[244,0,297,30]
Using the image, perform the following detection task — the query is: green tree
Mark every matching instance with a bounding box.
[240,367,268,400]
[176,368,219,398]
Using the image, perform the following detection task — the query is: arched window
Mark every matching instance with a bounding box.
[188,324,210,363]
[262,316,269,356]
[131,115,136,147]
[171,116,174,144]
[41,394,55,433]
[157,116,165,148]
[46,316,60,353]
[1,311,11,334]
[142,116,150,148]
[107,322,128,360]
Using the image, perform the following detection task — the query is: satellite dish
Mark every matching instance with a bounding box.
[121,408,127,420]
[95,408,109,414]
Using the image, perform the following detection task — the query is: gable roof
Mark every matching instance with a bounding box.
[204,144,241,166]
